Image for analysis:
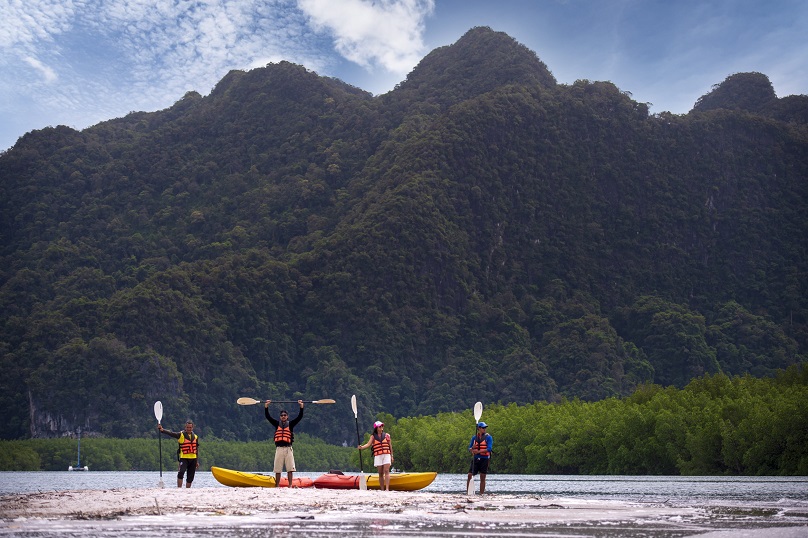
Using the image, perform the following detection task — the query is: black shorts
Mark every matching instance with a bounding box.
[178,459,197,482]
[469,458,489,475]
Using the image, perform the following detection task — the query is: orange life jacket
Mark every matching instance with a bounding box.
[371,433,392,456]
[178,432,198,459]
[274,424,293,444]
[472,435,490,457]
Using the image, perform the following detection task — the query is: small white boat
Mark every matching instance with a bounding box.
[68,429,89,471]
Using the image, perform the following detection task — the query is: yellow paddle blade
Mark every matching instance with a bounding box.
[238,398,334,405]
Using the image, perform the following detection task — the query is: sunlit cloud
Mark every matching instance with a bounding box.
[1,0,806,151]
[297,0,435,74]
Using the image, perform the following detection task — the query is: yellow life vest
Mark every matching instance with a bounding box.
[178,432,198,459]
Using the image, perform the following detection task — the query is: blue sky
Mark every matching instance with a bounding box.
[2,0,806,152]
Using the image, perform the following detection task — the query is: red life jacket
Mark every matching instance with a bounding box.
[473,435,490,457]
[275,424,293,444]
[371,433,392,456]
[178,432,198,458]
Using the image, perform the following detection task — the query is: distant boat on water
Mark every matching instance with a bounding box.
[68,429,88,471]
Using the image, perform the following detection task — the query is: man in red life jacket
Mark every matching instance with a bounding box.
[467,421,493,494]
[265,400,304,487]
[158,420,199,488]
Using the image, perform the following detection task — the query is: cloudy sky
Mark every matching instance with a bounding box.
[2,0,806,152]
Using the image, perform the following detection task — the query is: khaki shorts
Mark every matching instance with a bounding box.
[274,446,296,473]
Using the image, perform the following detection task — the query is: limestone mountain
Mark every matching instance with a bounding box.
[1,27,806,443]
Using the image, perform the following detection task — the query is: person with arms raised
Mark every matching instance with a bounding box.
[265,399,304,487]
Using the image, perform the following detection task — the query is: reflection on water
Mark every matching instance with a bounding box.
[3,471,808,503]
[0,470,234,494]
[0,517,718,538]
[474,474,808,504]
[4,513,808,538]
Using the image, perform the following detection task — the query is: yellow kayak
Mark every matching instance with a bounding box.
[367,472,438,491]
[211,466,313,488]
[313,471,438,491]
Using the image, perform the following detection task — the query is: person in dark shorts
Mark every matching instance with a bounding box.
[158,420,199,488]
[467,421,493,494]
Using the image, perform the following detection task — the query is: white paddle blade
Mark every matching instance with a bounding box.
[237,397,261,405]
[359,473,367,490]
[469,400,482,495]
[312,399,336,404]
[351,395,358,417]
[153,401,163,422]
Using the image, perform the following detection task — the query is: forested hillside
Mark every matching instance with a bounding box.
[1,27,806,444]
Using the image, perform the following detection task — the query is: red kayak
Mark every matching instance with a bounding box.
[313,472,361,489]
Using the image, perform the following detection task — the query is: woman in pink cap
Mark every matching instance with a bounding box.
[358,420,393,490]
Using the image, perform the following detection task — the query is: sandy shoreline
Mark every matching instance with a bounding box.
[0,487,691,524]
[4,487,808,538]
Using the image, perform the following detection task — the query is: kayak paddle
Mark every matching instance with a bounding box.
[236,397,336,405]
[351,394,367,490]
[467,401,483,495]
[153,401,164,488]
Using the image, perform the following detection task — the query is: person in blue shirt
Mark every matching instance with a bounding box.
[467,421,493,494]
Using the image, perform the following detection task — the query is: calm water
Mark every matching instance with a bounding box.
[2,471,807,503]
[2,472,808,537]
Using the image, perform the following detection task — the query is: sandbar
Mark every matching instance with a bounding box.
[2,487,806,537]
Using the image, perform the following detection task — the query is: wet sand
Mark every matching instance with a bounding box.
[0,486,688,522]
[1,487,806,537]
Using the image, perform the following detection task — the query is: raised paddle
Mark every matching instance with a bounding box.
[153,401,164,488]
[351,394,367,490]
[236,397,336,405]
[467,401,483,495]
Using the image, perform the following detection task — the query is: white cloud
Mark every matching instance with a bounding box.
[297,0,435,74]
[23,56,57,83]
[2,0,806,152]
[90,0,322,99]
[0,0,337,150]
[0,0,77,49]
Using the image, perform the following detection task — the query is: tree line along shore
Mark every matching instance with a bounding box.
[2,369,806,475]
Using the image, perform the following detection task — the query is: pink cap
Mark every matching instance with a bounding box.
[373,421,384,428]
